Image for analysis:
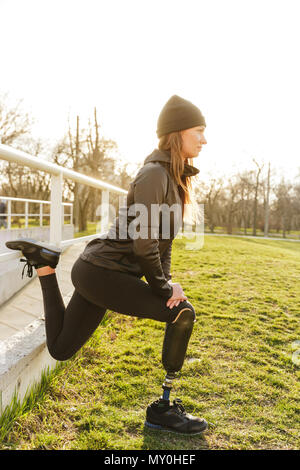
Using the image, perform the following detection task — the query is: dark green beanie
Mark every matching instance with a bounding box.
[156,95,206,138]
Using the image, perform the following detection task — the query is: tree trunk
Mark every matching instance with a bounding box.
[264,162,271,237]
[252,160,263,236]
[73,116,80,231]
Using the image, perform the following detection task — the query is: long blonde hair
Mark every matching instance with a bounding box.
[158,131,196,221]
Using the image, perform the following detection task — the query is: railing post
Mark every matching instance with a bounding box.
[101,190,110,234]
[50,172,63,247]
[7,199,11,230]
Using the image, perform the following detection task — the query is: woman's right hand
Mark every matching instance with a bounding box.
[166,282,188,309]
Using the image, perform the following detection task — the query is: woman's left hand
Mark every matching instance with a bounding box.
[167,298,183,309]
[166,280,187,309]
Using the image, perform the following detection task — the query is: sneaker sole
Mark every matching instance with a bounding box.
[5,239,61,267]
[6,239,61,255]
[5,239,61,254]
[144,420,208,435]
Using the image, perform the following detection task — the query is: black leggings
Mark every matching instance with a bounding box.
[39,257,195,362]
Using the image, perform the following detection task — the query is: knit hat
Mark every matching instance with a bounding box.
[156,95,206,138]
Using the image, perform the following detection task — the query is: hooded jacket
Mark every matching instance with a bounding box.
[80,148,200,299]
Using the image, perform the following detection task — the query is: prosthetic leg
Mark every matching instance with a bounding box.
[161,306,196,401]
[145,305,208,434]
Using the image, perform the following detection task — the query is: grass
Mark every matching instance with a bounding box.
[74,222,100,238]
[0,235,299,450]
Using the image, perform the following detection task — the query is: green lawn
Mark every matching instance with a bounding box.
[74,222,100,238]
[0,236,299,450]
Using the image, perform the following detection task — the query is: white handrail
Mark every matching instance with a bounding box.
[0,144,127,194]
[0,196,72,205]
[0,143,128,254]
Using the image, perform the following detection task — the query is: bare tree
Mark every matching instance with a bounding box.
[273,179,293,238]
[292,183,300,236]
[263,162,271,237]
[0,94,53,226]
[196,178,224,233]
[52,108,125,232]
[252,159,264,236]
[236,171,254,234]
[224,177,239,234]
[0,93,33,146]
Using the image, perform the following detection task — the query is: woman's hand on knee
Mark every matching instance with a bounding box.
[166,282,188,309]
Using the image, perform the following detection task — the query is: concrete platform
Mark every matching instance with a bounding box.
[0,241,87,415]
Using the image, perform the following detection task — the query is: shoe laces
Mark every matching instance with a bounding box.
[20,258,35,279]
[173,399,187,415]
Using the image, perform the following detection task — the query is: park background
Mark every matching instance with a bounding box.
[0,0,299,450]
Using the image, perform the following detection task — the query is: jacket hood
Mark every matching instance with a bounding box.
[143,149,200,177]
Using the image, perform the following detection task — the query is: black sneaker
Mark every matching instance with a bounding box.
[145,398,208,435]
[5,238,62,278]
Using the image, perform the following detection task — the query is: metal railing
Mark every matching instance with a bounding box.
[0,143,128,264]
[0,196,73,229]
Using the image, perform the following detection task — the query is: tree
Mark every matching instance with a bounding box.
[292,182,300,236]
[236,171,254,235]
[273,179,293,238]
[263,162,271,237]
[0,92,33,146]
[252,159,264,236]
[195,178,224,233]
[52,108,129,232]
[0,93,52,225]
[224,177,239,234]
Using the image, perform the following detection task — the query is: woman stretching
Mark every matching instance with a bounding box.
[6,95,208,435]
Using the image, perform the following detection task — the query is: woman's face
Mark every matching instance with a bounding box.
[181,125,207,160]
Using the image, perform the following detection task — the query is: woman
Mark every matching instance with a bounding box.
[6,95,208,435]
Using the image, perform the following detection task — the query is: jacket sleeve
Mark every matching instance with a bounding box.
[161,241,172,282]
[132,165,173,299]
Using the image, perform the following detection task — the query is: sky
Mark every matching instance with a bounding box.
[1,0,300,184]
